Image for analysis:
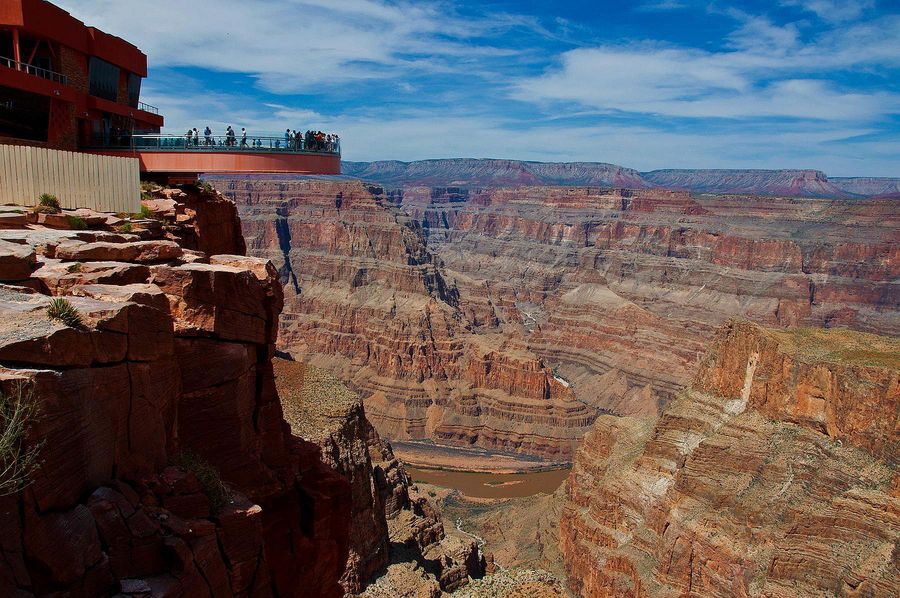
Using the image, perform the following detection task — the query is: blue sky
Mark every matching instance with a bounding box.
[59,0,899,175]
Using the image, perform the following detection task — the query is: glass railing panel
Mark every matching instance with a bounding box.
[85,134,341,155]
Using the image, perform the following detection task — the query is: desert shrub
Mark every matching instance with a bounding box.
[47,297,83,328]
[197,180,215,194]
[177,450,231,512]
[66,262,83,273]
[137,204,153,219]
[38,193,60,210]
[0,383,43,496]
[34,193,61,214]
[67,215,88,230]
[116,222,133,233]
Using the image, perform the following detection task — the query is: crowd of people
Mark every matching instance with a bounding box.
[179,126,340,153]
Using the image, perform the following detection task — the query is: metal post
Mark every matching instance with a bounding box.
[12,29,21,70]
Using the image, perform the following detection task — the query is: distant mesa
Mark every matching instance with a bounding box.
[341,159,900,198]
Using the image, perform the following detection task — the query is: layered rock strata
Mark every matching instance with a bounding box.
[560,320,899,597]
[274,360,486,595]
[219,177,593,461]
[217,176,898,455]
[400,185,899,417]
[0,196,351,597]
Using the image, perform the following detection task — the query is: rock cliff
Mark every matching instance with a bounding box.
[0,189,352,597]
[401,185,898,419]
[560,320,899,597]
[219,177,593,461]
[213,175,898,463]
[274,360,486,595]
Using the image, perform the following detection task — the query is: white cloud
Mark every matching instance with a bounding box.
[515,10,900,122]
[782,0,876,23]
[54,0,527,93]
[635,1,689,12]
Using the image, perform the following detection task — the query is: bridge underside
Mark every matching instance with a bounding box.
[91,149,341,183]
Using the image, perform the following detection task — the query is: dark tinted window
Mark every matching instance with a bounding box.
[88,57,119,101]
[0,84,50,142]
[127,73,141,107]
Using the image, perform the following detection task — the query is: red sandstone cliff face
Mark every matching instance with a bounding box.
[214,176,898,461]
[219,178,593,461]
[274,361,486,595]
[560,320,899,597]
[0,195,351,597]
[400,185,899,418]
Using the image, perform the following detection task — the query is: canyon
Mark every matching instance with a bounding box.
[215,176,898,463]
[0,170,896,597]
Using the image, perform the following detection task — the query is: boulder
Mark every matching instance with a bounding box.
[0,240,35,281]
[0,212,27,229]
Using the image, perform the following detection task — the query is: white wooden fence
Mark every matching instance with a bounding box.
[0,144,140,213]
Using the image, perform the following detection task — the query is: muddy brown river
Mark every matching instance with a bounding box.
[406,466,571,499]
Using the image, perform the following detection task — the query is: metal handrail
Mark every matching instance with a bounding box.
[138,101,159,114]
[86,133,341,155]
[0,56,68,84]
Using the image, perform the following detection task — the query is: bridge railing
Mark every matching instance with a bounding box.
[85,133,340,155]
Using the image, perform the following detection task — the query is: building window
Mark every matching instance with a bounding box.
[126,73,141,108]
[88,57,120,102]
[0,85,50,142]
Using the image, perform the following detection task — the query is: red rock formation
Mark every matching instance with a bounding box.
[214,176,898,461]
[560,320,899,597]
[220,178,594,461]
[0,195,350,597]
[400,185,899,417]
[274,361,486,595]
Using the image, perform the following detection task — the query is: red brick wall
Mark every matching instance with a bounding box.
[47,99,76,150]
[60,45,87,94]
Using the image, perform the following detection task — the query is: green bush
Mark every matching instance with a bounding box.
[137,204,153,219]
[177,450,231,512]
[34,193,61,214]
[66,262,83,274]
[67,216,88,230]
[197,180,215,194]
[0,382,43,496]
[117,222,133,233]
[38,193,60,210]
[47,297,83,328]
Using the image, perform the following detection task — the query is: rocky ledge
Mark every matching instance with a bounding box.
[0,190,352,597]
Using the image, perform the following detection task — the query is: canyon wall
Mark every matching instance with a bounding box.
[274,360,486,596]
[401,186,898,419]
[0,190,352,597]
[220,178,593,461]
[560,320,899,597]
[215,176,898,463]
